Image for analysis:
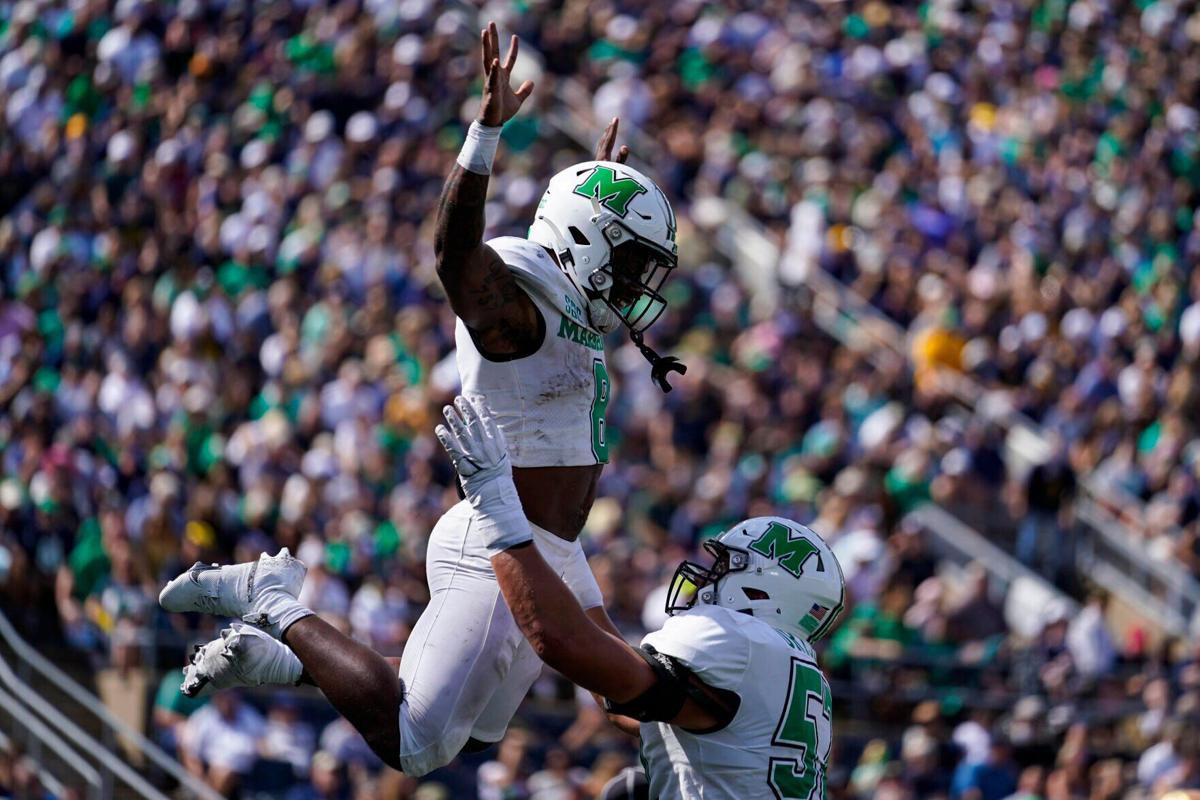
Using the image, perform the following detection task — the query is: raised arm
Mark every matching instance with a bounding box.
[436,397,731,730]
[434,22,540,355]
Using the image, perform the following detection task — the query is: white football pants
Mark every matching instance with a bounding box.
[396,500,603,776]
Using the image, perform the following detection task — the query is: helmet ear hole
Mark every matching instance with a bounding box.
[568,226,591,246]
[743,587,770,601]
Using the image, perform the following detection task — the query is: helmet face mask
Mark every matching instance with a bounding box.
[665,539,749,615]
[664,518,847,643]
[594,233,674,334]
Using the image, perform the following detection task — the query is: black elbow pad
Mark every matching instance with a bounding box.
[604,645,743,729]
[603,645,691,723]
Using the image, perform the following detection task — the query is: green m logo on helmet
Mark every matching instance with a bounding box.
[748,522,824,579]
[573,165,648,217]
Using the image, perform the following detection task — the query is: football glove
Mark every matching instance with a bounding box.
[436,395,533,555]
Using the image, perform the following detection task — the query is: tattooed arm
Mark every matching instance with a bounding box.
[433,168,540,354]
[434,22,540,356]
[435,24,633,355]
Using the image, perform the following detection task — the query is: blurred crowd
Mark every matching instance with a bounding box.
[564,0,1200,572]
[541,0,1200,573]
[3,0,1200,797]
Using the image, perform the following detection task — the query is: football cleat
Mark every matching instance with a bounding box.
[159,548,307,635]
[182,624,303,698]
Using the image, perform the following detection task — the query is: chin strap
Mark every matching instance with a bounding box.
[630,330,687,393]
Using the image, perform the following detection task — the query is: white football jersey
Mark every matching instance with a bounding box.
[455,237,611,468]
[639,606,833,800]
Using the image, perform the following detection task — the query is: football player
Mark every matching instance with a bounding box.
[436,396,847,800]
[159,22,683,775]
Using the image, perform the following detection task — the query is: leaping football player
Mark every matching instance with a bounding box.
[159,21,684,776]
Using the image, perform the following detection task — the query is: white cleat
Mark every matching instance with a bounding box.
[158,548,307,634]
[182,624,304,698]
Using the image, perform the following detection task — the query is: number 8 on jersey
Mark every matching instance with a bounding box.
[591,359,610,463]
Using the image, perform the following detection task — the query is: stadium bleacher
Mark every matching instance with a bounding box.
[4,0,1200,797]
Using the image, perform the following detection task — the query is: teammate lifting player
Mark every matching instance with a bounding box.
[436,395,846,799]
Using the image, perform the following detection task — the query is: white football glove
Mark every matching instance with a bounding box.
[436,395,533,555]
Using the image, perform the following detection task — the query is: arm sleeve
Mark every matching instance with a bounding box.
[641,608,751,691]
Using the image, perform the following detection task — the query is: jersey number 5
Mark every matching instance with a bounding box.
[768,657,832,800]
[590,359,610,463]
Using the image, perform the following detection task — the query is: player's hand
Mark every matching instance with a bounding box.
[436,395,510,480]
[477,21,534,127]
[437,396,532,555]
[594,117,630,164]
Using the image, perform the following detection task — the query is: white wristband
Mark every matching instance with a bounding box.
[457,120,503,175]
[474,510,534,557]
[462,466,534,556]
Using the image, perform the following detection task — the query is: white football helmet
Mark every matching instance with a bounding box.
[666,517,846,642]
[528,160,678,337]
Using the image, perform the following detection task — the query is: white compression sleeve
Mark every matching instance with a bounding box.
[461,468,533,556]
